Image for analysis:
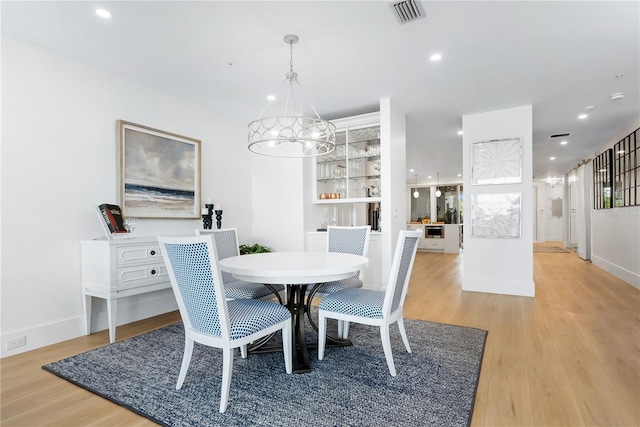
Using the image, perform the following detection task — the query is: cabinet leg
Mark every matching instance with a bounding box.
[82,294,92,336]
[107,299,117,344]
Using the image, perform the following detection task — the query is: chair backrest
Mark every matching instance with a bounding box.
[196,228,240,284]
[381,230,422,317]
[327,226,371,279]
[158,235,231,340]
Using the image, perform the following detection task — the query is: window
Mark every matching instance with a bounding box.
[613,127,639,207]
[411,187,431,222]
[593,149,613,209]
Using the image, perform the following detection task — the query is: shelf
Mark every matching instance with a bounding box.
[314,118,381,204]
[315,197,381,204]
[349,174,381,180]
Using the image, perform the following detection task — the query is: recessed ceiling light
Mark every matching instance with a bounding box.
[427,175,432,179]
[457,174,462,177]
[610,92,625,101]
[550,157,556,160]
[560,140,568,145]
[430,53,442,61]
[266,95,276,101]
[585,105,596,112]
[457,130,463,135]
[409,169,415,173]
[578,114,588,120]
[96,8,111,18]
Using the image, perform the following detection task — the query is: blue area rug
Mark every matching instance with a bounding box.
[43,317,487,427]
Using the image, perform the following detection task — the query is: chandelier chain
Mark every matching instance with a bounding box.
[289,39,294,73]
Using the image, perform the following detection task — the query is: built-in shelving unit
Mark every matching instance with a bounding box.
[314,113,382,204]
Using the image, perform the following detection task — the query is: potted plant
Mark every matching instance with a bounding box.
[239,243,271,255]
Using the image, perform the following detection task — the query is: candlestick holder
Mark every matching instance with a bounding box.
[202,204,214,229]
[202,214,212,230]
[215,210,223,229]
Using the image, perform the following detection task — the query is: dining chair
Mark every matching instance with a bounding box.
[196,228,285,304]
[317,229,421,376]
[306,225,371,336]
[158,235,292,413]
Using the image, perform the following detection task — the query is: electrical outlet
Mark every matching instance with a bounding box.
[6,336,26,350]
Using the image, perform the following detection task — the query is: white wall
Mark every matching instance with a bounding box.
[251,155,306,251]
[590,116,640,288]
[1,36,253,356]
[462,105,535,297]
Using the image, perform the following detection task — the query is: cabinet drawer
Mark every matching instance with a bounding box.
[116,244,162,266]
[423,239,445,249]
[116,263,168,290]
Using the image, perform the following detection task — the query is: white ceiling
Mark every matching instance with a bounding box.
[2,1,638,187]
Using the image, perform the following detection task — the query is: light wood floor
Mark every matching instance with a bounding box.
[2,243,639,426]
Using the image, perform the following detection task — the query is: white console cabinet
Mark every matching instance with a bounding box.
[307,231,382,290]
[80,236,171,343]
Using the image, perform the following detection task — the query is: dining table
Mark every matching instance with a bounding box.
[219,251,369,373]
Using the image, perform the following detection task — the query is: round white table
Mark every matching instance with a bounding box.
[219,251,368,373]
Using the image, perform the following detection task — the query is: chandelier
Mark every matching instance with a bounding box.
[413,174,419,198]
[435,173,442,198]
[248,34,336,157]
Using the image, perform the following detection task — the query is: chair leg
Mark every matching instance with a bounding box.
[343,321,351,339]
[380,325,396,377]
[337,320,343,337]
[318,313,327,361]
[219,348,234,413]
[397,317,412,353]
[282,321,293,374]
[176,337,194,389]
[240,345,247,359]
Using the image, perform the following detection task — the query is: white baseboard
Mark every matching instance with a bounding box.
[462,276,535,297]
[1,292,178,358]
[591,255,640,289]
[0,316,85,358]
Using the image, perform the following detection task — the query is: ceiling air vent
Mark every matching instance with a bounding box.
[549,132,572,139]
[391,0,426,24]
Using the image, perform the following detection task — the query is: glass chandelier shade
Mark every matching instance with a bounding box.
[435,172,442,197]
[413,174,419,198]
[248,34,336,158]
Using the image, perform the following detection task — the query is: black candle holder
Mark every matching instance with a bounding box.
[215,210,223,229]
[202,204,214,229]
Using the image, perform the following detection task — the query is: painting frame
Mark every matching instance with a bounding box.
[471,137,522,185]
[471,192,522,238]
[117,120,201,219]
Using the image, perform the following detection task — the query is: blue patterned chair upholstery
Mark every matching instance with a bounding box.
[196,229,285,303]
[158,235,292,413]
[317,230,421,377]
[307,226,370,336]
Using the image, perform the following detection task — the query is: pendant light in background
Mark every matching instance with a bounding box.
[413,174,419,198]
[435,173,442,198]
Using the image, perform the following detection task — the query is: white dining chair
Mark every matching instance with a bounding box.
[158,235,292,413]
[196,228,285,304]
[317,229,421,376]
[306,225,370,336]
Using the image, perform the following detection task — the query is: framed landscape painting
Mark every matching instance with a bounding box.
[117,120,201,219]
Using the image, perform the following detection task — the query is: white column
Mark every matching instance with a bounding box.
[462,105,535,297]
